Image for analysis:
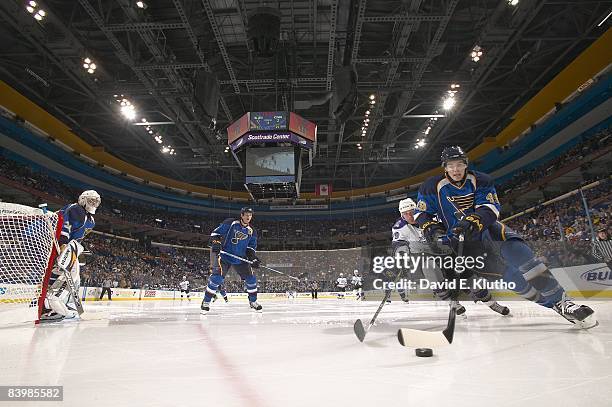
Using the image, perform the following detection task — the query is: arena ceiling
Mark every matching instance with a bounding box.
[0,0,609,192]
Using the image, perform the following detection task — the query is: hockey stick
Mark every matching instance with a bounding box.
[219,250,300,281]
[354,259,407,342]
[396,234,463,348]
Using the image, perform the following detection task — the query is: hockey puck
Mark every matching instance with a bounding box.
[415,348,433,357]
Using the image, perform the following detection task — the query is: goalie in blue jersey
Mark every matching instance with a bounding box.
[415,146,597,328]
[200,207,261,314]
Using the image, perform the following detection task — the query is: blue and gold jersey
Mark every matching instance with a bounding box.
[415,170,500,236]
[58,203,95,245]
[211,218,258,264]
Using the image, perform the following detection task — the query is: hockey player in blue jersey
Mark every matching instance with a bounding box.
[415,146,596,328]
[200,207,261,314]
[41,190,100,322]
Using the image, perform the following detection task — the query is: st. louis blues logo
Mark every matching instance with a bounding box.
[447,194,474,218]
[231,230,249,244]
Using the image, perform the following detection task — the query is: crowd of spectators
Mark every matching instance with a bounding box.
[499,128,610,196]
[1,126,610,291]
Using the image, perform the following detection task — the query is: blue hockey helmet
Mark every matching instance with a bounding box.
[241,207,254,215]
[441,146,468,167]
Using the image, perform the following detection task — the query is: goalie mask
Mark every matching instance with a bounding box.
[78,190,101,214]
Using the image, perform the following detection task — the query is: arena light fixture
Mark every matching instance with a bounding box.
[136,1,147,9]
[471,46,483,62]
[442,95,456,111]
[83,57,97,74]
[26,1,46,21]
[117,97,136,120]
[597,10,612,26]
[508,0,519,6]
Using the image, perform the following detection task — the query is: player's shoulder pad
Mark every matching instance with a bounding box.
[470,170,495,187]
[392,218,407,230]
[68,203,87,217]
[246,225,256,236]
[419,174,445,194]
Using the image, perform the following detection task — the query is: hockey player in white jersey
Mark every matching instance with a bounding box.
[336,273,348,299]
[392,198,509,316]
[351,270,364,300]
[179,276,191,301]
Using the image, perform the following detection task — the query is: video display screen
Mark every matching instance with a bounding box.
[246,147,295,176]
[249,112,288,131]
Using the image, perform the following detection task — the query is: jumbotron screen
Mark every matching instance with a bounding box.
[249,111,288,131]
[246,147,295,176]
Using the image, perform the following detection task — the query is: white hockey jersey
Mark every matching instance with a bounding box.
[392,218,424,243]
[336,277,347,288]
[351,275,362,286]
[179,280,190,290]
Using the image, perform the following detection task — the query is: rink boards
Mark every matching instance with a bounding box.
[1,263,611,305]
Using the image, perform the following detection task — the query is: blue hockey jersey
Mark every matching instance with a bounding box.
[414,170,500,236]
[211,219,258,265]
[58,203,95,245]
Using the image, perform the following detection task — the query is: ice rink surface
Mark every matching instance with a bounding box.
[2,298,611,407]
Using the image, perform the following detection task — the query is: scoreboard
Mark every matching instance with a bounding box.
[226,111,317,200]
[249,111,287,131]
[227,111,316,145]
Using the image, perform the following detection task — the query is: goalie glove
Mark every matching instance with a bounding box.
[452,214,484,241]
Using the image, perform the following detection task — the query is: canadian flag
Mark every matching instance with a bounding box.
[315,183,332,196]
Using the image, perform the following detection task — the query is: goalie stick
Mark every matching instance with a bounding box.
[396,234,464,348]
[219,250,301,281]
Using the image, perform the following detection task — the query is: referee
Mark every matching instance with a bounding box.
[593,228,612,262]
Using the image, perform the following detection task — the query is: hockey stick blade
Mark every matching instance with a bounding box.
[353,319,367,342]
[397,305,456,348]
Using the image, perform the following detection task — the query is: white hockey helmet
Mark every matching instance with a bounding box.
[398,198,416,213]
[339,273,344,277]
[78,190,101,214]
[353,269,359,276]
[183,276,187,280]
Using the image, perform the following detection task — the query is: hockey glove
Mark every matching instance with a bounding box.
[452,214,484,240]
[422,221,446,243]
[246,249,260,269]
[210,239,222,254]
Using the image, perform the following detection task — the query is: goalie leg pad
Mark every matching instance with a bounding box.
[57,240,84,271]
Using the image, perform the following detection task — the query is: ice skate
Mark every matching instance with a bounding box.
[486,301,510,316]
[200,302,210,315]
[553,294,597,329]
[250,301,262,311]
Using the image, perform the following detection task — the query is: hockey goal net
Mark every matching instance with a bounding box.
[0,202,62,324]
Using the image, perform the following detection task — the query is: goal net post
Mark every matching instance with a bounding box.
[0,202,62,325]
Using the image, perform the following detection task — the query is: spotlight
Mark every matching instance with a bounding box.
[83,58,97,74]
[471,46,483,62]
[442,96,456,111]
[507,0,519,5]
[136,1,146,9]
[369,94,375,100]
